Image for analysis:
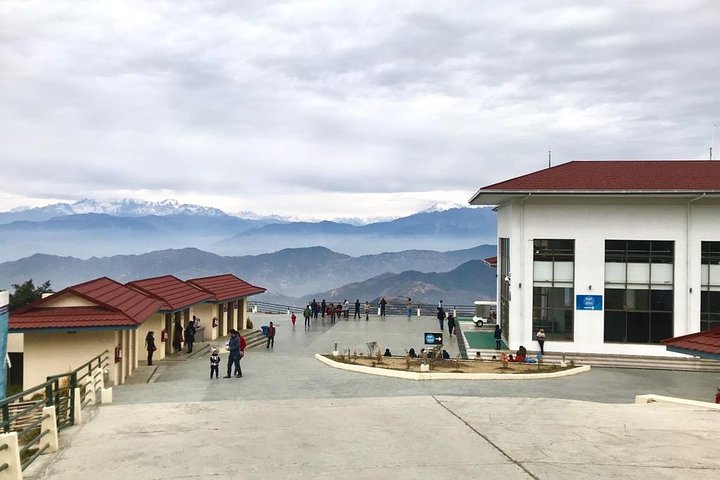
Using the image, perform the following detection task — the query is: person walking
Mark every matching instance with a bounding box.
[209,348,220,379]
[173,320,183,353]
[437,307,446,330]
[266,321,276,349]
[185,320,196,353]
[494,324,503,350]
[145,331,156,366]
[536,328,546,354]
[447,311,456,336]
[406,298,412,318]
[290,312,297,327]
[380,297,387,316]
[354,299,361,319]
[224,330,242,378]
[364,301,370,321]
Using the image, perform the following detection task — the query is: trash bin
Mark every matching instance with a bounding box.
[261,325,269,336]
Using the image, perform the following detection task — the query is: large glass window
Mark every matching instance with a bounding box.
[533,239,574,341]
[604,240,674,343]
[701,241,720,330]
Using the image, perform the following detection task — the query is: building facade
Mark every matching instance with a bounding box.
[470,160,720,356]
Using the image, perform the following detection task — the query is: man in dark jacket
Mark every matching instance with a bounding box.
[185,321,196,353]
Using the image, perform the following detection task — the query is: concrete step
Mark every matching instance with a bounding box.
[468,348,720,372]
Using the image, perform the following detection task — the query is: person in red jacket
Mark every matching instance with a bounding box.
[266,321,276,349]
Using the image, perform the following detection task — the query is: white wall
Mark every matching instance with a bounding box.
[496,196,720,356]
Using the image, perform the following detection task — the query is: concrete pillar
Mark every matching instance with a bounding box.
[84,375,96,406]
[73,388,82,425]
[40,407,59,454]
[0,432,22,480]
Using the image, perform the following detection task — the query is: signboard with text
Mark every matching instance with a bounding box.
[576,295,603,311]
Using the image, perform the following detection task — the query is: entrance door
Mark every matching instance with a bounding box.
[165,314,172,355]
[227,302,234,332]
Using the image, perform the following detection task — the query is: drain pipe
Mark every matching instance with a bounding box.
[687,193,706,333]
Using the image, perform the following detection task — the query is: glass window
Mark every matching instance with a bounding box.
[701,242,720,330]
[605,289,624,309]
[533,240,574,342]
[604,311,626,342]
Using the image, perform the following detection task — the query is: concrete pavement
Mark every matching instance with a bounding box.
[27,313,720,479]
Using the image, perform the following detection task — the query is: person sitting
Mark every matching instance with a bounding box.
[516,345,527,362]
[508,354,515,362]
[408,348,417,358]
[475,351,482,360]
[442,349,450,360]
[383,348,392,357]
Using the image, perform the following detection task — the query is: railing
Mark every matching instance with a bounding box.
[0,350,109,473]
[248,300,479,318]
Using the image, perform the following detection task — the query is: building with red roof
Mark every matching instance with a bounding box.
[186,274,266,338]
[9,273,266,389]
[470,160,720,357]
[9,277,166,388]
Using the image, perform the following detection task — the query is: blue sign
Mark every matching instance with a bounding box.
[576,295,603,311]
[424,332,443,345]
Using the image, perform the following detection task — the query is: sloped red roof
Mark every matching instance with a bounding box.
[471,161,720,204]
[661,327,720,357]
[186,274,266,301]
[10,306,134,330]
[483,256,497,268]
[127,275,214,311]
[10,277,165,331]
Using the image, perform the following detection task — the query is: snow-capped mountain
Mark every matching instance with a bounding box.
[2,199,227,221]
[420,202,472,213]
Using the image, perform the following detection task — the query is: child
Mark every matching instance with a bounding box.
[291,312,297,327]
[210,347,221,379]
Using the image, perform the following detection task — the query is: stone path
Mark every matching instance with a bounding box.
[28,314,720,479]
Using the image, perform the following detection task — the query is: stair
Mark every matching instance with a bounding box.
[241,329,266,349]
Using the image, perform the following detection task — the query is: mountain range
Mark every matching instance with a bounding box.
[0,245,496,302]
[0,200,497,262]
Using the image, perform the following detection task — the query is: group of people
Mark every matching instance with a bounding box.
[304,298,373,324]
[144,315,202,366]
[435,305,456,335]
[405,347,452,359]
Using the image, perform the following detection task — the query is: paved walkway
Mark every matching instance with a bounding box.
[29,314,720,479]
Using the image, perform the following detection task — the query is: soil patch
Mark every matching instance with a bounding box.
[325,355,568,374]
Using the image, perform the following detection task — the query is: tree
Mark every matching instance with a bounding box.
[9,279,53,312]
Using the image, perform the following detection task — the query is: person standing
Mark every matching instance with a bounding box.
[173,320,183,353]
[447,311,456,336]
[343,299,349,318]
[290,312,297,327]
[303,305,312,327]
[406,298,412,318]
[225,330,241,378]
[437,307,446,330]
[209,348,220,379]
[364,301,370,321]
[311,299,318,319]
[321,299,327,318]
[145,331,156,366]
[536,328,546,354]
[494,324,502,350]
[266,321,276,349]
[379,297,387,316]
[354,299,361,319]
[185,320,196,353]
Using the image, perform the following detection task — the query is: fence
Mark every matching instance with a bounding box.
[0,350,110,477]
[248,300,478,318]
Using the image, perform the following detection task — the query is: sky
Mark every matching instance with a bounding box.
[0,0,719,220]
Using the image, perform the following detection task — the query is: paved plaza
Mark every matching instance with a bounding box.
[31,314,720,479]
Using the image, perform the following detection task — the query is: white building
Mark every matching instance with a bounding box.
[470,160,720,357]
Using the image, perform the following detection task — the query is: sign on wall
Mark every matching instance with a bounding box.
[576,295,603,311]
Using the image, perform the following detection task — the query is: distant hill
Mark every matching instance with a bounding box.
[0,206,496,261]
[0,245,496,298]
[302,259,496,306]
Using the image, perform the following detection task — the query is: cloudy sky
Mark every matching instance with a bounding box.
[0,0,718,219]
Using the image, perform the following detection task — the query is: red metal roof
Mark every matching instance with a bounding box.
[477,161,720,193]
[483,256,497,268]
[661,327,720,357]
[10,277,165,331]
[10,306,135,330]
[127,275,214,311]
[186,274,266,302]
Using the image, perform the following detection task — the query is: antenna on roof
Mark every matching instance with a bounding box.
[712,123,718,160]
[548,149,552,168]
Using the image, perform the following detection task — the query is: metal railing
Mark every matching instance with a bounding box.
[0,350,109,472]
[248,300,479,318]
